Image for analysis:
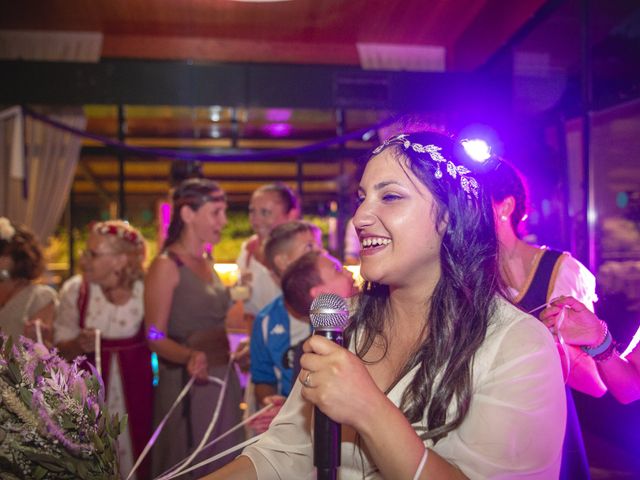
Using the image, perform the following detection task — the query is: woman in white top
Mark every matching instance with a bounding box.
[0,217,57,345]
[236,183,300,317]
[205,129,566,479]
[55,220,152,480]
[486,159,602,479]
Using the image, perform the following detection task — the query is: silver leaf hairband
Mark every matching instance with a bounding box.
[373,134,479,198]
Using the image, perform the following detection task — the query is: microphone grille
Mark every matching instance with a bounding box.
[310,293,349,329]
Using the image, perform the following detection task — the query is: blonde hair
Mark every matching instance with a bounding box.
[92,220,146,288]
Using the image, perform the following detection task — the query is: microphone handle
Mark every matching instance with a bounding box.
[313,327,343,480]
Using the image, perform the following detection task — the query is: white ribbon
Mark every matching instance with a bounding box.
[157,435,263,480]
[126,376,197,480]
[156,360,233,480]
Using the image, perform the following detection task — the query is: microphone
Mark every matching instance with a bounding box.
[309,293,349,480]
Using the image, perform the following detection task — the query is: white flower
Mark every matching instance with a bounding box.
[0,217,16,241]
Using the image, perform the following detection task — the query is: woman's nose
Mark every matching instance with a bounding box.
[353,201,374,229]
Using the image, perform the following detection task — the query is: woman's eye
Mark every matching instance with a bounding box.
[382,193,401,202]
[355,194,365,206]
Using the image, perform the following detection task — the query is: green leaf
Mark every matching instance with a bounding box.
[91,432,104,453]
[7,360,21,384]
[18,387,32,407]
[119,414,128,435]
[2,336,13,359]
[59,415,76,430]
[33,465,48,480]
[76,461,89,478]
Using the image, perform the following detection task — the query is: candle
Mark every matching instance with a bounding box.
[34,319,43,345]
[95,329,102,377]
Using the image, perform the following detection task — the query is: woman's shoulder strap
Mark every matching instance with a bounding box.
[165,250,185,267]
[77,278,91,329]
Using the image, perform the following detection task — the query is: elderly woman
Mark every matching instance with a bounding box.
[0,217,57,345]
[55,220,152,480]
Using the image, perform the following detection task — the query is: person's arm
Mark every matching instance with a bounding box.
[598,346,640,404]
[299,336,467,479]
[23,287,57,347]
[300,310,565,479]
[560,344,606,397]
[543,296,640,403]
[254,383,278,406]
[54,277,97,360]
[548,256,606,396]
[144,255,207,380]
[199,454,257,480]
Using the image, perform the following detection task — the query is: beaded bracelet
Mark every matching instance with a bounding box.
[592,341,617,362]
[581,322,612,357]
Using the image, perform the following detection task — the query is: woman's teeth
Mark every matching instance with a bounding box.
[361,237,391,248]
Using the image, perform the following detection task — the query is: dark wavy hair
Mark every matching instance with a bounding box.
[0,221,45,281]
[346,131,503,444]
[163,178,225,250]
[485,159,529,237]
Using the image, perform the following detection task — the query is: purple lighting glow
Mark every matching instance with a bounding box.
[462,139,491,162]
[264,122,292,137]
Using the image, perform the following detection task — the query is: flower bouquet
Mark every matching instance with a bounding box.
[0,334,123,479]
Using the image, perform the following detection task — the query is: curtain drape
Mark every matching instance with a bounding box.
[0,106,86,242]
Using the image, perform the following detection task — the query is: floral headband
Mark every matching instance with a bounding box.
[0,217,16,242]
[373,134,480,199]
[92,222,144,246]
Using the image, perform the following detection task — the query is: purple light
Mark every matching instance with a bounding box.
[159,201,172,245]
[264,122,292,137]
[264,108,292,122]
[461,139,491,162]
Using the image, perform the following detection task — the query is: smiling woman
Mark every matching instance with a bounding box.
[144,178,243,477]
[55,219,152,480]
[203,128,567,480]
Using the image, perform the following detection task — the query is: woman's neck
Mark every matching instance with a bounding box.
[387,286,430,341]
[174,234,205,259]
[498,232,538,291]
[100,284,132,305]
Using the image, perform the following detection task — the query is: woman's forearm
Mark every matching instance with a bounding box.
[597,354,640,404]
[149,337,194,365]
[357,392,467,480]
[198,455,257,480]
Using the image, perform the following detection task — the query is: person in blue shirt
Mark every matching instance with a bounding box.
[250,250,358,432]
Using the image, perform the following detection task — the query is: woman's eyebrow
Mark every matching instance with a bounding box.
[358,180,404,192]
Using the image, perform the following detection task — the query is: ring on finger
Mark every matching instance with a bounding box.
[302,371,313,388]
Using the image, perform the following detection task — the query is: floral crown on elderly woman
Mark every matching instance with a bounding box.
[91,221,144,246]
[373,133,481,199]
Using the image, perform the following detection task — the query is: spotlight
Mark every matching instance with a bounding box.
[461,139,491,162]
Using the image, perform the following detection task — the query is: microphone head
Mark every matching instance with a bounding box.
[310,293,349,330]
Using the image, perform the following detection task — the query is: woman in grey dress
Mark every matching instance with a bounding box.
[145,179,243,478]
